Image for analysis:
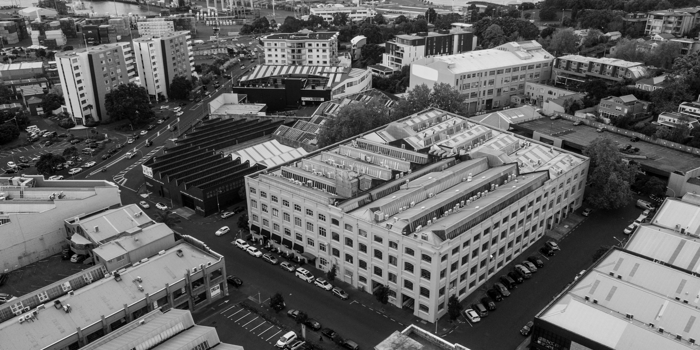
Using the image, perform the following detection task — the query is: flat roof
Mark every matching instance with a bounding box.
[0,242,220,350]
[470,105,542,129]
[517,118,700,174]
[558,55,644,68]
[0,62,44,71]
[539,248,700,350]
[232,140,308,168]
[263,32,338,41]
[211,103,266,115]
[72,204,155,243]
[92,223,174,261]
[240,65,365,90]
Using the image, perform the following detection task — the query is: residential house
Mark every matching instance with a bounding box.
[604,31,622,41]
[658,111,700,129]
[678,96,700,119]
[635,74,669,91]
[651,33,676,41]
[597,95,649,119]
[671,37,700,55]
[543,93,585,117]
[553,55,647,84]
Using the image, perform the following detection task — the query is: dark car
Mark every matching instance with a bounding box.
[18,156,28,163]
[0,273,7,287]
[147,124,156,130]
[631,136,640,142]
[508,271,524,283]
[4,168,16,174]
[16,163,30,169]
[43,140,52,147]
[179,102,187,106]
[233,206,246,214]
[500,275,517,290]
[342,340,360,350]
[540,246,556,257]
[321,327,337,340]
[487,288,503,301]
[304,318,322,331]
[481,297,496,311]
[102,154,111,160]
[226,275,242,287]
[528,256,545,268]
[132,133,140,139]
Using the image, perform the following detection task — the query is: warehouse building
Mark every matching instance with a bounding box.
[245,107,589,322]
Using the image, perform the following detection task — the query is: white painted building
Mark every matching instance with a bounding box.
[132,31,194,100]
[309,6,376,23]
[262,32,339,67]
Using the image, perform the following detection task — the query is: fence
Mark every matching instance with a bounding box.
[556,113,700,156]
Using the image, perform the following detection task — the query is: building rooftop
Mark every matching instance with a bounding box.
[66,204,156,244]
[538,248,700,350]
[131,30,190,41]
[231,139,308,168]
[636,74,669,87]
[56,42,130,58]
[516,118,700,174]
[470,105,542,130]
[91,223,174,262]
[239,65,363,90]
[558,54,645,68]
[375,325,467,350]
[0,176,118,213]
[412,41,553,74]
[263,31,338,41]
[0,62,44,71]
[0,242,221,350]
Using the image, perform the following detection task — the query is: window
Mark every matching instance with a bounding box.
[374,266,383,277]
[421,269,431,280]
[332,232,340,241]
[306,209,313,216]
[252,214,258,222]
[306,222,314,232]
[374,249,383,260]
[295,232,303,241]
[405,262,414,273]
[332,218,340,226]
[359,229,367,237]
[374,235,383,244]
[274,223,280,231]
[318,213,326,221]
[404,279,414,290]
[319,227,327,237]
[440,268,446,279]
[294,217,302,227]
[422,254,432,263]
[405,247,415,256]
[344,223,353,231]
[249,187,256,194]
[359,260,367,270]
[345,254,353,263]
[251,200,257,208]
[263,219,269,226]
[294,204,301,212]
[420,287,430,298]
[307,238,315,246]
[388,272,397,283]
[272,208,279,217]
[320,243,326,252]
[389,241,398,250]
[261,191,267,198]
[345,237,354,247]
[389,255,397,266]
[284,228,291,236]
[271,195,278,203]
[261,204,268,213]
[332,248,340,257]
[359,243,367,253]
[283,200,289,207]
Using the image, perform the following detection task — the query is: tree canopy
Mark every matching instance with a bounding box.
[104,83,155,126]
[583,137,638,210]
[169,76,193,101]
[473,17,540,48]
[0,124,18,145]
[394,83,469,117]
[36,153,66,176]
[361,43,385,65]
[544,28,578,56]
[41,93,63,115]
[317,98,393,147]
[240,17,271,34]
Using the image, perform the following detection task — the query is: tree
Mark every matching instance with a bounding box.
[373,285,389,305]
[581,29,603,48]
[539,7,558,21]
[524,12,532,20]
[447,295,463,321]
[237,186,247,201]
[425,8,438,23]
[435,13,462,31]
[154,210,181,227]
[394,15,409,24]
[317,98,392,147]
[36,153,66,175]
[394,83,468,117]
[41,93,63,115]
[35,48,46,59]
[373,13,386,25]
[269,293,285,312]
[169,76,193,100]
[62,45,74,51]
[104,83,154,126]
[592,245,611,262]
[412,19,429,33]
[62,146,79,159]
[360,43,385,65]
[332,13,349,26]
[327,264,337,282]
[641,176,666,197]
[295,311,308,325]
[237,213,249,230]
[0,84,13,104]
[360,24,383,44]
[583,137,638,210]
[0,123,18,144]
[547,28,579,56]
[481,24,506,48]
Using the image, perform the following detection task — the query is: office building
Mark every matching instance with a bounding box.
[553,55,648,85]
[410,41,554,114]
[0,176,121,271]
[0,240,229,350]
[309,6,376,23]
[232,65,373,111]
[532,195,700,350]
[261,32,339,66]
[522,81,579,108]
[55,42,137,125]
[645,7,700,36]
[597,95,649,119]
[245,107,589,322]
[132,31,195,100]
[381,28,477,71]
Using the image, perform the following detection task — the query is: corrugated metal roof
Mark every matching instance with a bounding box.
[231,140,307,168]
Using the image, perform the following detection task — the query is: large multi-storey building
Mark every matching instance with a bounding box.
[0,176,121,271]
[381,28,477,71]
[645,7,700,36]
[309,6,376,23]
[553,55,647,85]
[136,19,175,37]
[262,32,339,66]
[410,41,555,114]
[132,30,195,100]
[56,42,137,124]
[245,107,589,322]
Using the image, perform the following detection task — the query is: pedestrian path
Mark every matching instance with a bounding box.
[110,146,164,187]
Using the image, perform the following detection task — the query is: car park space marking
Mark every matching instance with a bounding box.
[242,316,259,327]
[249,321,266,332]
[266,330,282,342]
[234,311,251,322]
[226,308,244,318]
[220,304,237,314]
[258,325,274,336]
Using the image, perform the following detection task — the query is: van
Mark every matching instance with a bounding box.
[295,267,315,283]
[636,199,654,210]
[275,331,297,348]
[472,302,488,317]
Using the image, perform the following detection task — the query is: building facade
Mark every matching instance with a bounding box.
[645,8,700,36]
[635,74,668,91]
[132,30,194,100]
[136,19,175,37]
[678,97,700,120]
[410,41,554,114]
[0,176,121,271]
[658,111,700,129]
[309,7,376,23]
[56,42,137,124]
[382,28,477,71]
[553,55,647,85]
[523,82,579,108]
[262,32,339,66]
[597,94,649,119]
[245,107,589,323]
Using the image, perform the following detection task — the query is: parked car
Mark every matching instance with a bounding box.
[246,246,262,257]
[481,297,496,311]
[527,256,544,268]
[540,246,555,257]
[314,278,333,291]
[234,238,249,250]
[487,288,503,301]
[636,199,655,210]
[471,303,488,317]
[520,321,534,336]
[494,282,511,297]
[68,168,82,175]
[155,202,168,210]
[262,253,278,265]
[280,261,296,272]
[139,201,150,209]
[275,331,297,348]
[522,261,538,273]
[233,206,246,214]
[70,139,82,144]
[332,287,349,300]
[500,275,516,290]
[220,211,234,219]
[125,151,136,159]
[287,309,300,319]
[226,275,243,287]
[515,264,532,279]
[624,223,638,235]
[304,319,322,331]
[18,156,28,163]
[0,293,16,305]
[7,161,15,168]
[295,267,315,283]
[286,340,306,350]
[582,208,591,217]
[464,309,481,323]
[48,175,64,180]
[127,138,135,144]
[545,240,560,251]
[140,130,148,136]
[215,226,230,236]
[342,340,360,350]
[83,161,96,168]
[321,327,337,340]
[508,271,524,283]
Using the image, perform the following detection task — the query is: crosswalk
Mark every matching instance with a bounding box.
[219,304,289,346]
[111,146,164,186]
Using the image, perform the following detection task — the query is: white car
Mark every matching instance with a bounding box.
[68,168,82,175]
[215,226,230,236]
[234,238,249,249]
[139,201,150,209]
[220,211,234,219]
[155,202,168,210]
[156,119,164,124]
[160,105,169,110]
[314,278,333,291]
[624,223,638,235]
[83,161,96,168]
[172,107,182,112]
[176,111,184,117]
[48,175,63,180]
[125,151,136,159]
[464,309,481,323]
[275,331,297,348]
[140,130,148,136]
[246,246,262,257]
[127,138,135,144]
[6,161,15,168]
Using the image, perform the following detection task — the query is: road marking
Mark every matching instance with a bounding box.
[227,309,244,318]
[234,312,250,322]
[258,325,274,336]
[242,316,258,327]
[220,304,236,314]
[266,330,281,342]
[249,321,266,331]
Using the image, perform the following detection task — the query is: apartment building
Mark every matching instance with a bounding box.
[309,6,376,23]
[532,195,700,350]
[597,94,649,119]
[678,96,700,120]
[381,28,477,71]
[658,111,700,129]
[132,30,195,100]
[0,240,229,350]
[56,42,137,124]
[645,7,700,36]
[523,81,579,108]
[245,107,589,322]
[0,176,121,271]
[262,32,339,66]
[410,41,555,114]
[553,55,647,85]
[136,19,175,37]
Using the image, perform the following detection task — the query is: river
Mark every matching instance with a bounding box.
[13,0,161,16]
